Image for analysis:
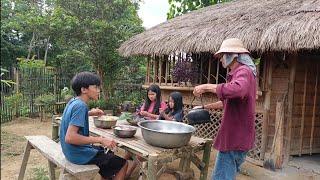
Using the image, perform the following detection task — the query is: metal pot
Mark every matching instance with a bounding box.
[186,96,211,125]
[138,120,195,148]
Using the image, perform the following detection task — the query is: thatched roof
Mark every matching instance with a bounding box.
[119,0,320,57]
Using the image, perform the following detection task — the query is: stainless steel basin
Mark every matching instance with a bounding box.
[138,120,195,148]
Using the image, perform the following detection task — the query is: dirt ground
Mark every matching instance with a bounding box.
[2,117,317,180]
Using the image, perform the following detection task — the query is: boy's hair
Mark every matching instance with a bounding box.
[71,72,101,96]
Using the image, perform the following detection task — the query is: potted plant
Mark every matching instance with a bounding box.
[172,58,199,86]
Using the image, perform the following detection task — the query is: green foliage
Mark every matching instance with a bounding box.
[167,0,232,19]
[19,105,30,117]
[35,93,56,105]
[61,87,73,102]
[4,93,23,107]
[17,57,46,68]
[55,0,144,100]
[1,68,15,87]
[31,167,49,180]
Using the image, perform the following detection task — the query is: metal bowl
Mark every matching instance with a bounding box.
[138,120,196,148]
[113,125,137,138]
[93,116,118,129]
[127,116,145,126]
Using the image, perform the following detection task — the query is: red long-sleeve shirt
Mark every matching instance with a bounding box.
[215,64,256,151]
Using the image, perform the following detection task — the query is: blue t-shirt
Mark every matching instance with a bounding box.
[59,97,98,164]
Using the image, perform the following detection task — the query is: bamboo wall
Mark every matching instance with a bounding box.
[290,55,320,155]
[264,53,320,158]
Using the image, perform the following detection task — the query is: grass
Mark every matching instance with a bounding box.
[29,167,49,180]
[1,130,25,158]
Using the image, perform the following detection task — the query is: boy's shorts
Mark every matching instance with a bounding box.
[88,146,126,178]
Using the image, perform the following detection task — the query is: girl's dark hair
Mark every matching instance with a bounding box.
[71,72,101,96]
[165,91,183,115]
[144,84,161,115]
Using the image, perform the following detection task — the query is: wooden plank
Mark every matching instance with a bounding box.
[261,55,273,159]
[24,136,99,178]
[310,64,319,155]
[285,54,297,160]
[299,64,308,156]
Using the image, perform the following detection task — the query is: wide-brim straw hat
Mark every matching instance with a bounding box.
[214,38,250,57]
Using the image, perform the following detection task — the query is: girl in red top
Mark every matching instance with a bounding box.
[139,84,167,120]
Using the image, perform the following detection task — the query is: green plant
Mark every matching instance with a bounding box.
[35,93,56,105]
[20,105,30,117]
[4,93,23,107]
[31,167,49,180]
[1,68,15,87]
[61,87,73,102]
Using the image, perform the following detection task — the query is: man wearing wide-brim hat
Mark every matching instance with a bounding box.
[193,38,256,180]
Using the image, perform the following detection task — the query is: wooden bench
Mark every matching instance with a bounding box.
[18,136,99,180]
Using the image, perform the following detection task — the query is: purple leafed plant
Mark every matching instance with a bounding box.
[172,59,199,84]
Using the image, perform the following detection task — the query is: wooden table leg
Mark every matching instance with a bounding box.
[146,155,157,180]
[48,160,56,180]
[18,141,33,180]
[200,141,212,180]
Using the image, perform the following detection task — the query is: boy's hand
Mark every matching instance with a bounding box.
[99,137,117,149]
[89,108,105,116]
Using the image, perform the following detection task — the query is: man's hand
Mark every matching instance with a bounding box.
[193,84,217,96]
[89,108,105,116]
[99,137,117,149]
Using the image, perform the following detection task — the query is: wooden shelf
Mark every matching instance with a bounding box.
[142,84,194,91]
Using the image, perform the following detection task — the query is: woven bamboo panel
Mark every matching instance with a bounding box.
[183,105,264,163]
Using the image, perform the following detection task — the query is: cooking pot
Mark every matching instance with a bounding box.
[186,96,211,125]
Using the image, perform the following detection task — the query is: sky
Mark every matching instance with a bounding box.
[138,0,170,29]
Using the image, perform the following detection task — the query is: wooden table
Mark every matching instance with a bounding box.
[52,116,212,180]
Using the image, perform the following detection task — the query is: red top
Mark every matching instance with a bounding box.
[140,101,167,120]
[215,64,256,151]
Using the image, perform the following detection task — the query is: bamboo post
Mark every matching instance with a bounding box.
[53,70,58,114]
[207,57,211,83]
[171,55,174,86]
[285,54,297,163]
[216,58,220,84]
[200,140,212,180]
[310,65,318,155]
[159,57,162,85]
[274,101,284,168]
[146,57,150,84]
[261,56,273,159]
[165,58,168,85]
[153,57,156,84]
[299,64,308,156]
[146,155,157,180]
[200,56,203,84]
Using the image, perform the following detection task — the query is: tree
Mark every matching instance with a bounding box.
[55,0,144,101]
[167,0,231,19]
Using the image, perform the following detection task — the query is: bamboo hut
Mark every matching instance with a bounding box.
[119,0,320,168]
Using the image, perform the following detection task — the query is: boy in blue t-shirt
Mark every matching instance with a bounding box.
[60,72,127,179]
